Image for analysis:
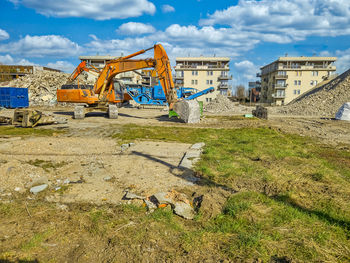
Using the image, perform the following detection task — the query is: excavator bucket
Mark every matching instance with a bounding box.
[173,100,201,123]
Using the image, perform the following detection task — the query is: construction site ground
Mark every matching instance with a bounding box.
[1,106,350,262]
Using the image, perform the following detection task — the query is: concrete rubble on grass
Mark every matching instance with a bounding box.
[123,189,198,219]
[30,184,48,194]
[179,142,205,170]
[0,69,94,106]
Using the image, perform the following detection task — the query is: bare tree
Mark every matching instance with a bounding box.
[235,85,246,102]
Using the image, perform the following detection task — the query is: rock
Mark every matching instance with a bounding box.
[335,102,350,121]
[56,203,69,211]
[30,184,48,194]
[26,176,49,188]
[191,142,205,150]
[173,202,195,220]
[103,176,112,181]
[123,192,145,200]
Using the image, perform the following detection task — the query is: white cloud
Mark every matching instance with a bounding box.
[234,60,259,85]
[200,0,350,43]
[0,29,9,41]
[47,61,75,72]
[0,35,81,58]
[0,54,14,64]
[117,22,156,35]
[0,54,38,65]
[334,49,350,74]
[162,5,175,13]
[9,0,156,20]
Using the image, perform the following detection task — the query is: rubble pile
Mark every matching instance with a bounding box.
[0,69,93,106]
[204,94,237,113]
[204,94,251,114]
[278,69,350,117]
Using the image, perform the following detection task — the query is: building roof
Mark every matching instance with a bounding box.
[79,55,120,60]
[277,56,337,62]
[260,56,337,70]
[176,57,230,62]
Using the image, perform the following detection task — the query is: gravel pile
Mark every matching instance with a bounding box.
[277,69,350,117]
[204,94,237,113]
[0,69,93,106]
[204,94,252,114]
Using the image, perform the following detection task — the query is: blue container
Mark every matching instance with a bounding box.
[0,87,29,108]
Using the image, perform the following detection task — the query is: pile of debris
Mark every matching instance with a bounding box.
[0,69,93,106]
[278,69,350,117]
[204,94,237,113]
[204,94,252,114]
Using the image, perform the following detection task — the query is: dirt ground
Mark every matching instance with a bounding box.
[0,105,349,262]
[0,106,349,200]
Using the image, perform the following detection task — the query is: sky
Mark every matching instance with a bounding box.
[1,0,350,88]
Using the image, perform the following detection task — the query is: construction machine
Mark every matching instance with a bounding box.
[57,44,200,123]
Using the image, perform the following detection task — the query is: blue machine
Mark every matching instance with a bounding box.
[126,84,214,106]
[0,87,29,108]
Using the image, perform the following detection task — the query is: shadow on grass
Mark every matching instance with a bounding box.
[272,194,350,232]
[130,150,236,193]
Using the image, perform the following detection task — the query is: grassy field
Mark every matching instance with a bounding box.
[1,123,350,262]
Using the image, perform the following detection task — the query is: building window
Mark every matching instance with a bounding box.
[207,71,213,76]
[206,80,213,85]
[312,71,318,76]
[191,80,198,85]
[296,71,302,76]
[192,71,198,76]
[278,71,286,76]
[297,89,301,95]
[294,80,297,85]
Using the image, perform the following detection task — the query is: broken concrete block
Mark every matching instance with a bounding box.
[173,202,195,220]
[30,184,48,194]
[191,142,205,150]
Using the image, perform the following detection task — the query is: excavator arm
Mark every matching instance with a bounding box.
[94,44,178,109]
[68,61,100,82]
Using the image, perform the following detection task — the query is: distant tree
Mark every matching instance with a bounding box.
[235,85,246,102]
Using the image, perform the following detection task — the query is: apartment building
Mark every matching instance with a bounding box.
[174,56,232,103]
[259,56,337,105]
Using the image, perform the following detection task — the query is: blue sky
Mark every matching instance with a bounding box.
[1,0,350,87]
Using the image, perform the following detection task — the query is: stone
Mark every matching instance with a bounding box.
[123,192,145,200]
[173,100,201,123]
[103,176,112,181]
[26,176,49,188]
[30,184,48,194]
[191,142,205,150]
[173,202,195,220]
[335,102,350,121]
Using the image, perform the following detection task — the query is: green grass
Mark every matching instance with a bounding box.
[0,126,61,136]
[109,124,350,261]
[1,123,350,262]
[26,159,69,172]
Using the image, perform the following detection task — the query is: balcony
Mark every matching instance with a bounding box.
[275,75,288,79]
[218,74,232,80]
[218,84,231,90]
[272,93,285,99]
[256,73,261,77]
[174,75,184,79]
[274,84,287,89]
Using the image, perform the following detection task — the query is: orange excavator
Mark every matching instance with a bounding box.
[57,44,200,123]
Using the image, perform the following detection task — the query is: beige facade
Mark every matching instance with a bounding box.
[259,57,337,105]
[174,57,232,103]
